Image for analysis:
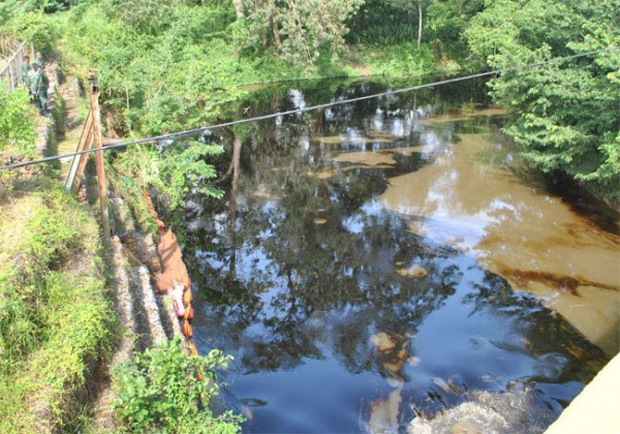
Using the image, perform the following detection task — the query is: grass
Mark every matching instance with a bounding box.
[0,178,113,433]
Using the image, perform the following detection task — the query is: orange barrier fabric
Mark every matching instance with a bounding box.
[144,190,198,356]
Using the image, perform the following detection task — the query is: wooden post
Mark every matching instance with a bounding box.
[71,130,93,194]
[88,72,111,237]
[65,109,93,192]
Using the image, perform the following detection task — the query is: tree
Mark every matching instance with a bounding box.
[465,0,620,201]
[385,0,426,48]
[235,0,364,67]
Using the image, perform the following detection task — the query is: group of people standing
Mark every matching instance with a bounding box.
[21,52,50,116]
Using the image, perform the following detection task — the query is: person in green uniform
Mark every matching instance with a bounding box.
[31,63,50,115]
[21,55,32,91]
[35,52,45,69]
[27,62,37,101]
[30,63,40,103]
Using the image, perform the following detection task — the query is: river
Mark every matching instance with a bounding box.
[181,78,619,433]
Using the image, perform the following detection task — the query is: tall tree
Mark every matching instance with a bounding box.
[465,0,620,201]
[385,0,427,48]
[236,0,364,67]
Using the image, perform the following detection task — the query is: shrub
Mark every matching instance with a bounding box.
[0,87,37,156]
[113,336,244,433]
[367,42,435,77]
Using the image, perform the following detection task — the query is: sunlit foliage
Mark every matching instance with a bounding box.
[0,88,37,156]
[466,0,620,200]
[233,0,364,67]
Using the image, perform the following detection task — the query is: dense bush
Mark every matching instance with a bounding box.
[113,336,244,433]
[366,42,435,77]
[466,0,620,201]
[0,87,37,156]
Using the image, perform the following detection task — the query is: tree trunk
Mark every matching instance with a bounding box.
[232,0,244,19]
[272,15,281,49]
[228,136,242,278]
[417,0,423,49]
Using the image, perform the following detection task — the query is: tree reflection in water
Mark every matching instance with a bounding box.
[181,79,609,433]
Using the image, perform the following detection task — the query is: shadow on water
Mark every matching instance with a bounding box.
[180,78,615,433]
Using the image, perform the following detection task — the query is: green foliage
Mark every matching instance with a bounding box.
[0,180,112,432]
[240,0,364,68]
[0,2,60,56]
[43,0,82,13]
[365,42,435,77]
[425,0,484,66]
[346,0,417,46]
[0,87,37,156]
[113,0,176,35]
[466,0,620,201]
[0,1,40,25]
[112,139,224,210]
[113,336,244,433]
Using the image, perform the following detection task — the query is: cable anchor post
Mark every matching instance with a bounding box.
[88,71,111,238]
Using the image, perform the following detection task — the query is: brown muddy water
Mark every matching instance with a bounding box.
[182,79,619,433]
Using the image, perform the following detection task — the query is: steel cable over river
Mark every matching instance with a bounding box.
[1,46,618,172]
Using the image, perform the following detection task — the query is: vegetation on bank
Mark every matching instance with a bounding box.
[0,87,38,157]
[0,180,112,432]
[465,0,620,201]
[112,337,243,433]
[2,0,616,203]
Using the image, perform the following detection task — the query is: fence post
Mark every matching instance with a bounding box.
[88,72,111,237]
[16,46,23,85]
[0,41,29,91]
[7,60,14,90]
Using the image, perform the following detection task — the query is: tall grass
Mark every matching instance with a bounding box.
[0,180,112,432]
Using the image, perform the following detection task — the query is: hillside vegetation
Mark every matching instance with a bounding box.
[0,180,111,432]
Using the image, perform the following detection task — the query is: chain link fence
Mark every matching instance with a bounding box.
[0,40,35,92]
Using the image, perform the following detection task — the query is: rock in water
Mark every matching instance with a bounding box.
[396,264,428,278]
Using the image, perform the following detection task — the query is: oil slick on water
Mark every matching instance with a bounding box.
[185,80,618,433]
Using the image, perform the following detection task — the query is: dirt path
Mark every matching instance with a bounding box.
[55,74,88,172]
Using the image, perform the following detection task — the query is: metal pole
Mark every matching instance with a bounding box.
[16,46,23,85]
[88,72,111,237]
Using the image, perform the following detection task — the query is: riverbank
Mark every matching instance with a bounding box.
[0,64,113,431]
[0,178,112,432]
[0,66,190,431]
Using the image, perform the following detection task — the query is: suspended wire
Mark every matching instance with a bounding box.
[1,45,618,172]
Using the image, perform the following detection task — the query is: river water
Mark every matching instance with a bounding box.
[182,79,619,433]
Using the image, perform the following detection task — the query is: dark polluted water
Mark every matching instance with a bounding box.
[181,79,619,433]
